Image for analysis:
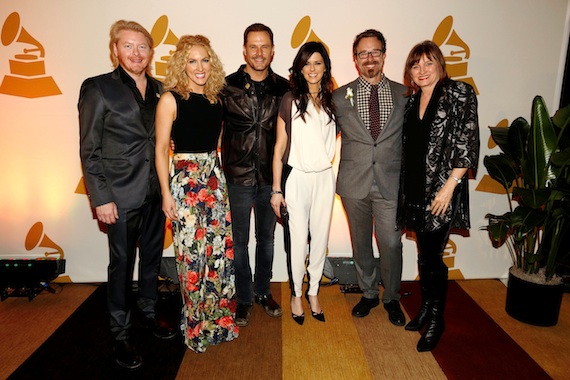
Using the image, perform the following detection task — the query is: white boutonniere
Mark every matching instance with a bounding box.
[345,87,354,106]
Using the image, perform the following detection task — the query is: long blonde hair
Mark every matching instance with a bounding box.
[163,35,225,103]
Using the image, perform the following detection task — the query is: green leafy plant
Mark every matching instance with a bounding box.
[483,96,570,282]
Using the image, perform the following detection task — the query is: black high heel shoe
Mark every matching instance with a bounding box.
[292,312,305,325]
[291,297,305,325]
[305,291,325,322]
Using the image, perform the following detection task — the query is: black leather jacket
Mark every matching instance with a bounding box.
[221,65,289,186]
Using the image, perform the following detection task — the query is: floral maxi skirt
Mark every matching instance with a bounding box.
[170,151,239,353]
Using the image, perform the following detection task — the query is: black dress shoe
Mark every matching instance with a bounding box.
[142,317,176,340]
[114,340,142,370]
[352,296,380,318]
[235,303,253,327]
[255,294,283,317]
[383,300,406,326]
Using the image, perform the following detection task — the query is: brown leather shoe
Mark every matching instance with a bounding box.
[235,303,253,327]
[255,294,283,317]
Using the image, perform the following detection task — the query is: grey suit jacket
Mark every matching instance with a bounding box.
[333,78,408,200]
[79,67,163,209]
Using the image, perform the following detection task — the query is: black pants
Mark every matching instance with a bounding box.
[415,222,452,277]
[106,194,165,341]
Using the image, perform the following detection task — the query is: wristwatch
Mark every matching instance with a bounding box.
[450,176,462,184]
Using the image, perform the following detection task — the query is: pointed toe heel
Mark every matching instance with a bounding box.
[292,313,305,325]
[311,310,325,322]
[305,291,325,322]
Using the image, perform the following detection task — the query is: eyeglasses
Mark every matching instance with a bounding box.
[356,49,384,59]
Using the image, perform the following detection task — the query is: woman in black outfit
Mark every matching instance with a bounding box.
[399,40,479,352]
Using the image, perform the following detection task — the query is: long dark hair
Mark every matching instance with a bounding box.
[289,41,335,123]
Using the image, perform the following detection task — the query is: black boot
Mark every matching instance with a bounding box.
[417,269,448,352]
[405,264,430,331]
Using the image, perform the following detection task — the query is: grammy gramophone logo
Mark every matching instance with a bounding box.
[0,12,61,98]
[150,15,179,81]
[475,119,512,195]
[433,15,479,95]
[291,16,338,89]
[25,222,64,259]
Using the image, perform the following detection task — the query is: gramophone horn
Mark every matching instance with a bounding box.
[25,222,64,258]
[433,15,470,59]
[1,12,44,57]
[291,16,330,54]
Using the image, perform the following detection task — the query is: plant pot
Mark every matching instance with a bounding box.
[505,268,564,326]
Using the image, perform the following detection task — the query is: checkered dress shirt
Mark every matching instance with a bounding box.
[357,75,393,134]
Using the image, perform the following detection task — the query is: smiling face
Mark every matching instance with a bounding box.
[354,36,386,84]
[301,52,325,90]
[185,45,211,94]
[410,54,442,92]
[243,31,274,80]
[113,30,151,77]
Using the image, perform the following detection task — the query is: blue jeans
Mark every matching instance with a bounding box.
[227,184,276,305]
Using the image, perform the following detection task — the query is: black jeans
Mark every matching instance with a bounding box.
[227,184,276,305]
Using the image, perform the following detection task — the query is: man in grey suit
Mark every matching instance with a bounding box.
[79,20,174,370]
[333,29,407,326]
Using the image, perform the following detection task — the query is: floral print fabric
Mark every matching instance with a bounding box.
[170,151,239,353]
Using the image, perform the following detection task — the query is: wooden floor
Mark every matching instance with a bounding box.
[1,280,568,379]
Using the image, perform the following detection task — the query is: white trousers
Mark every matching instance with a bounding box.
[285,167,335,297]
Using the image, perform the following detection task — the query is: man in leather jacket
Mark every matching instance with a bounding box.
[221,23,289,327]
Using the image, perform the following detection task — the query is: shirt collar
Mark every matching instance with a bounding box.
[117,65,138,85]
[358,73,388,91]
[239,64,274,84]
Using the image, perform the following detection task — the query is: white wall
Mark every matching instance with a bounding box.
[0,0,568,282]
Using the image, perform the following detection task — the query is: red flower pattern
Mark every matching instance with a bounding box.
[216,315,234,328]
[171,152,237,353]
[207,176,218,190]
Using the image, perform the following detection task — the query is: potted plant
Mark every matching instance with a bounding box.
[483,95,570,326]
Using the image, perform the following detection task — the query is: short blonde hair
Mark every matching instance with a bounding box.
[163,35,225,103]
[109,20,154,69]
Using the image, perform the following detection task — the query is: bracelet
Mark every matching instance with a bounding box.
[450,176,462,184]
[270,190,283,195]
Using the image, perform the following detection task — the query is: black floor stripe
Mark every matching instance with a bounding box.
[8,285,186,380]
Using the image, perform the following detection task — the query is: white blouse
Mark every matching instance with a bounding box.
[287,100,336,173]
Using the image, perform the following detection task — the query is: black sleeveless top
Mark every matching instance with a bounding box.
[171,91,223,153]
[403,84,442,205]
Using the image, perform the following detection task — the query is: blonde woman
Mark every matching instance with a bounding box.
[155,35,238,353]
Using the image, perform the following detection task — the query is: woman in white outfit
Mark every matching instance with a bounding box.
[271,42,337,325]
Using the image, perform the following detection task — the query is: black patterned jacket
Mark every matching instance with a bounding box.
[398,78,480,232]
